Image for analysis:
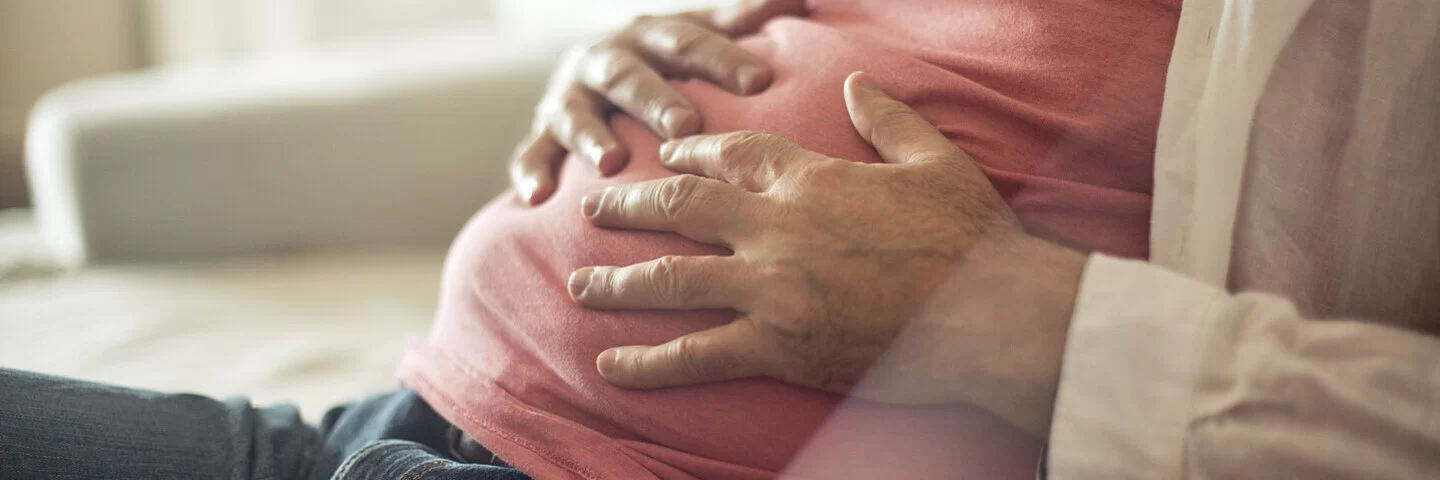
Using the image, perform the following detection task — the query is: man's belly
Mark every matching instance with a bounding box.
[404,2,1175,478]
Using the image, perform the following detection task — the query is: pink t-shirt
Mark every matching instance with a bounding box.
[400,1,1179,478]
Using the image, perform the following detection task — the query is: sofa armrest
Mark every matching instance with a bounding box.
[27,33,567,267]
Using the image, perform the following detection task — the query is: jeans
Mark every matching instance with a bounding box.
[0,368,530,480]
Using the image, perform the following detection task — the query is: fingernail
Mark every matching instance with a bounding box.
[851,71,878,92]
[568,267,594,299]
[581,191,603,218]
[659,141,678,163]
[582,140,608,167]
[515,176,538,204]
[596,348,622,378]
[735,65,766,94]
[660,107,694,138]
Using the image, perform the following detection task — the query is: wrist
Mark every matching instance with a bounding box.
[954,231,1086,438]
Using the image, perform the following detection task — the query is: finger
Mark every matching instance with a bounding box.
[579,48,701,139]
[569,255,750,310]
[597,319,768,389]
[581,174,759,245]
[705,0,808,36]
[542,88,628,175]
[658,131,812,191]
[626,18,772,95]
[509,133,565,205]
[843,71,965,165]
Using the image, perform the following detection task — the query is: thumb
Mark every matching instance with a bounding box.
[844,71,963,165]
[709,0,807,36]
[597,320,766,389]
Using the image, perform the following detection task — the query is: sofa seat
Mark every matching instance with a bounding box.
[1,212,444,419]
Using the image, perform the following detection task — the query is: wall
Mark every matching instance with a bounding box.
[0,0,144,208]
[493,0,724,36]
[142,0,497,65]
[0,0,723,209]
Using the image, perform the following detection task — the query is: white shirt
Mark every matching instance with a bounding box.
[1049,0,1440,477]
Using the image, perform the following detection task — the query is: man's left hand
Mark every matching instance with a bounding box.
[569,72,1087,438]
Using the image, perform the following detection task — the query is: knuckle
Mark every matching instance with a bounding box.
[648,255,687,301]
[713,131,797,185]
[590,50,644,91]
[657,175,701,219]
[788,158,850,188]
[671,335,734,380]
[756,277,821,326]
[772,293,820,326]
[755,263,799,290]
[543,93,587,133]
[659,23,710,58]
[716,131,767,159]
[670,336,711,378]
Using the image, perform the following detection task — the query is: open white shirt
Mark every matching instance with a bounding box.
[1049,0,1440,477]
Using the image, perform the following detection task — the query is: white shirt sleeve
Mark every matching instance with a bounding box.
[1047,254,1440,479]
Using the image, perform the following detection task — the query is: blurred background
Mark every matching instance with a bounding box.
[0,0,719,418]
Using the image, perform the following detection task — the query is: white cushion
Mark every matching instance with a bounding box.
[26,32,563,266]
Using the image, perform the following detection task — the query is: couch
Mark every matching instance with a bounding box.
[2,31,570,418]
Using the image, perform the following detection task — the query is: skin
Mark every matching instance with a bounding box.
[509,0,808,205]
[568,73,1089,439]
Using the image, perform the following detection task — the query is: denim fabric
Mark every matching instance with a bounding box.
[331,441,530,480]
[0,368,529,480]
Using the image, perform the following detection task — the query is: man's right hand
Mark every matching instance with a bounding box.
[509,0,806,205]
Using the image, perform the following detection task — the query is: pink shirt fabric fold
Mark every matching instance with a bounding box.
[401,1,1180,478]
